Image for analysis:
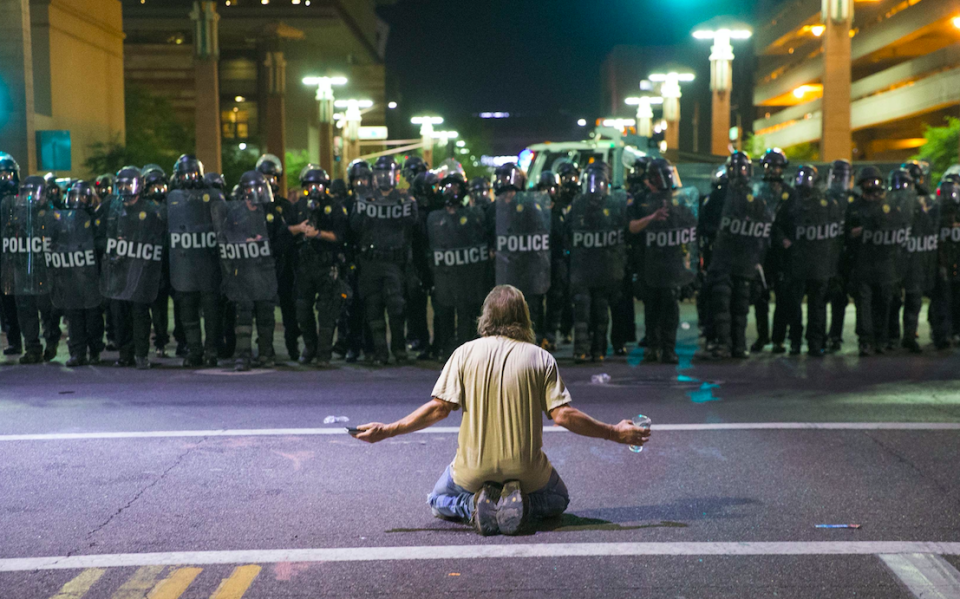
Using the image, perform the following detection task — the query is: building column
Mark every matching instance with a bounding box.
[263,50,287,197]
[190,1,222,174]
[709,32,734,156]
[0,0,37,173]
[661,75,682,152]
[316,88,335,174]
[821,0,853,161]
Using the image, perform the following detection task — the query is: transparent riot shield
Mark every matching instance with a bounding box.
[1,194,52,296]
[212,199,278,303]
[167,189,222,293]
[639,187,700,289]
[495,190,551,296]
[99,199,165,303]
[568,190,629,289]
[427,205,489,306]
[46,209,101,310]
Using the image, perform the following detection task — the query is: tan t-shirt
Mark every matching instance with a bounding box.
[431,335,572,493]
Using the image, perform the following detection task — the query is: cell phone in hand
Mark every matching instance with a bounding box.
[346,427,362,435]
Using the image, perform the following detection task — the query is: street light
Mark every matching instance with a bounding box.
[648,71,694,151]
[411,116,444,166]
[692,18,752,156]
[303,76,347,173]
[335,99,373,167]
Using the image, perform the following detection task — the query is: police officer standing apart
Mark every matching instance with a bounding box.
[291,165,347,366]
[566,162,627,362]
[629,159,696,364]
[257,154,300,361]
[1,175,61,363]
[427,167,488,359]
[350,155,418,365]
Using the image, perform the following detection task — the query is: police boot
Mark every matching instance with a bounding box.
[65,352,86,368]
[643,348,660,363]
[286,339,300,363]
[19,350,43,365]
[858,342,873,357]
[660,348,679,364]
[827,338,842,353]
[135,356,151,370]
[750,337,768,352]
[4,344,22,356]
[43,341,59,362]
[771,343,786,354]
[712,345,732,360]
[789,343,802,355]
[235,355,251,372]
[175,341,189,358]
[902,338,922,354]
[182,355,203,368]
[88,352,101,366]
[299,344,316,366]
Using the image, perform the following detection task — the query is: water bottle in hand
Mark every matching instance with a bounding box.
[629,414,652,453]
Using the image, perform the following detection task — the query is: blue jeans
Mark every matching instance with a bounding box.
[427,465,570,522]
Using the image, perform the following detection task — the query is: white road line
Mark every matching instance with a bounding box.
[880,553,960,599]
[2,543,960,572]
[0,422,958,441]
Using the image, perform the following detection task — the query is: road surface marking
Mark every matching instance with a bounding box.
[49,568,104,599]
[5,543,960,572]
[209,565,261,599]
[109,565,165,599]
[880,553,960,599]
[147,567,202,599]
[1,422,958,442]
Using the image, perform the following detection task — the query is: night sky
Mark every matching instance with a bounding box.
[379,0,762,142]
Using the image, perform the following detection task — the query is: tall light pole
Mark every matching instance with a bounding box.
[821,0,853,161]
[411,116,443,167]
[624,80,662,138]
[303,76,347,173]
[432,130,459,160]
[335,99,373,168]
[693,19,752,156]
[649,71,695,152]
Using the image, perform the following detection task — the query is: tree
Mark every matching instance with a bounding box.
[913,116,958,183]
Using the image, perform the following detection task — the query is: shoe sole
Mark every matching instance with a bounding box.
[497,481,527,535]
[473,484,501,536]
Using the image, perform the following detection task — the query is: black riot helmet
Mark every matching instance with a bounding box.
[64,180,95,210]
[115,166,143,203]
[238,170,274,205]
[493,162,526,194]
[0,153,21,196]
[646,158,674,192]
[794,165,818,191]
[440,171,468,207]
[142,165,168,202]
[330,178,348,200]
[555,161,581,193]
[401,156,429,183]
[255,154,283,194]
[902,160,927,191]
[938,180,960,205]
[412,171,440,207]
[760,148,789,182]
[173,154,205,190]
[726,151,753,183]
[94,173,115,199]
[469,176,490,195]
[347,160,373,195]
[44,173,64,208]
[581,163,610,199]
[536,170,559,200]
[827,160,853,192]
[888,168,913,191]
[711,164,728,191]
[857,166,885,199]
[299,164,331,202]
[19,176,49,206]
[203,172,226,191]
[373,155,401,192]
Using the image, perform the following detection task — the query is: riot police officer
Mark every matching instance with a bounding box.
[695,165,729,356]
[629,158,697,364]
[94,174,115,207]
[0,153,22,356]
[825,160,857,352]
[168,154,222,367]
[848,167,909,356]
[566,162,627,362]
[99,166,166,369]
[400,156,435,356]
[536,170,562,350]
[142,164,180,358]
[257,153,300,361]
[427,168,488,359]
[292,165,347,366]
[884,168,919,350]
[931,179,960,349]
[777,166,845,357]
[702,151,776,359]
[550,162,579,347]
[895,165,936,353]
[1,175,62,363]
[339,160,375,363]
[612,157,647,354]
[47,181,103,366]
[490,162,552,344]
[402,156,429,187]
[350,156,418,365]
[469,176,493,209]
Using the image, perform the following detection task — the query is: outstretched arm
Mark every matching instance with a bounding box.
[549,404,651,446]
[354,398,455,443]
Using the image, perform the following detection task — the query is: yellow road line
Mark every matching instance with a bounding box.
[49,568,105,599]
[110,565,165,599]
[208,565,261,599]
[147,567,202,599]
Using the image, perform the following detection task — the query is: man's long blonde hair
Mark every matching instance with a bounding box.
[476,285,535,344]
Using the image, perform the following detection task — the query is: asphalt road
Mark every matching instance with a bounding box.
[1,302,959,598]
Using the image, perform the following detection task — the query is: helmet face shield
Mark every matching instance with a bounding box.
[860,177,885,199]
[827,168,853,191]
[116,177,142,201]
[939,183,960,204]
[795,167,817,190]
[0,170,15,184]
[441,180,467,206]
[64,184,93,209]
[240,179,273,205]
[19,179,47,205]
[373,164,400,191]
[303,181,327,200]
[494,169,524,194]
[581,170,609,197]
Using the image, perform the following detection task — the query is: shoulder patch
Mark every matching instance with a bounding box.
[603,208,610,217]
[267,212,275,222]
[275,206,283,214]
[324,205,332,214]
[459,216,468,225]
[202,194,210,203]
[516,204,524,213]
[139,211,146,220]
[84,220,91,228]
[848,196,854,203]
[747,194,755,203]
[781,192,790,201]
[820,199,828,207]
[882,204,890,214]
[342,207,347,215]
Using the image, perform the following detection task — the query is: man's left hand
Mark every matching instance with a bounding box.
[354,423,391,444]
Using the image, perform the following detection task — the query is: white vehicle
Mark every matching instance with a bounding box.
[522,128,661,189]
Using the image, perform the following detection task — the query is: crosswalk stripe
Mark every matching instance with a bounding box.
[146,567,202,599]
[880,553,960,599]
[209,565,261,599]
[110,566,166,599]
[49,568,105,599]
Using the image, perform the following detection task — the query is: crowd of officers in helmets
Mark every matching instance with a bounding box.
[1,145,959,371]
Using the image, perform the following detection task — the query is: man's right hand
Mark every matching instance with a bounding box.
[611,420,652,446]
